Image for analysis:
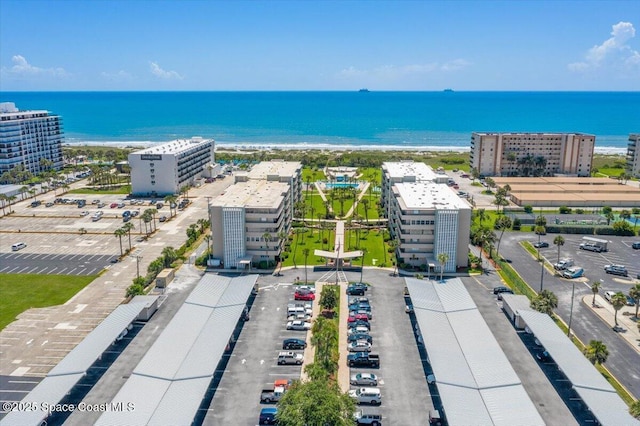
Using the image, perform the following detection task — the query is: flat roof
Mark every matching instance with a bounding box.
[97,274,258,426]
[394,182,470,210]
[405,278,544,426]
[494,177,615,185]
[210,180,289,209]
[383,161,440,181]
[473,132,594,137]
[132,137,212,155]
[245,160,301,179]
[518,310,639,426]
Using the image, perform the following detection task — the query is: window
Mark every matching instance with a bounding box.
[151,180,155,185]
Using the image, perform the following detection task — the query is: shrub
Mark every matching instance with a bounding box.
[524,205,533,213]
[512,217,522,230]
[559,206,572,214]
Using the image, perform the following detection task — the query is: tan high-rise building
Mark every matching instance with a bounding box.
[470,132,595,177]
[627,134,640,178]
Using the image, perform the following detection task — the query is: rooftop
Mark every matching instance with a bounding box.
[243,160,302,180]
[393,182,470,210]
[132,137,213,155]
[473,132,595,137]
[210,180,289,209]
[382,161,441,181]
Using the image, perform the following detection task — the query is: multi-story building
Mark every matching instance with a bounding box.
[129,137,215,196]
[381,161,448,219]
[470,132,595,177]
[627,134,640,178]
[0,102,64,175]
[388,182,471,273]
[209,180,291,268]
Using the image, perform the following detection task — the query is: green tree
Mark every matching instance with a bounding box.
[494,215,512,256]
[165,194,178,217]
[437,252,449,281]
[319,285,338,311]
[276,379,355,426]
[263,232,272,265]
[531,290,558,316]
[583,340,609,365]
[389,238,400,276]
[553,235,565,265]
[114,227,126,256]
[612,220,633,235]
[476,208,487,226]
[126,283,145,297]
[161,246,178,268]
[123,222,135,251]
[630,400,640,420]
[591,280,602,306]
[611,292,627,327]
[629,284,640,319]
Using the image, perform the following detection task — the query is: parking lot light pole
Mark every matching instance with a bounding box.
[539,256,544,292]
[567,280,576,337]
[135,255,143,279]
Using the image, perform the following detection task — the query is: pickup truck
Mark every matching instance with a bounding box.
[347,352,380,368]
[260,385,286,403]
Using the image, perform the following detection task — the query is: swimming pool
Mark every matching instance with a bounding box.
[324,182,359,189]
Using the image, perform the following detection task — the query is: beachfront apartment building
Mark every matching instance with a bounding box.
[470,132,595,177]
[209,180,292,269]
[0,102,64,176]
[388,182,471,272]
[381,161,449,219]
[129,137,215,196]
[627,134,640,178]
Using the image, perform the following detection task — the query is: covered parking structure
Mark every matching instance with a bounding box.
[96,274,258,426]
[405,278,544,426]
[0,297,156,426]
[518,310,639,426]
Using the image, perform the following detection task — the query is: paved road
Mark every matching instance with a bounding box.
[500,233,640,399]
[0,253,116,276]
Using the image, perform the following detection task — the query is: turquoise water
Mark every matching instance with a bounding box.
[1,91,638,149]
[325,182,359,189]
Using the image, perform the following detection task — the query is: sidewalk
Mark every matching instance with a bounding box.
[584,294,640,352]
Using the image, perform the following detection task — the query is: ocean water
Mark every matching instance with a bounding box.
[1,91,638,151]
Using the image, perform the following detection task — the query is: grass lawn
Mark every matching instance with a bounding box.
[281,226,391,268]
[355,197,380,220]
[301,168,326,182]
[0,273,97,330]
[330,197,354,217]
[594,167,625,177]
[304,193,328,219]
[68,185,131,195]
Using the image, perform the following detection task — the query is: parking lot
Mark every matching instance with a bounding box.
[202,269,431,425]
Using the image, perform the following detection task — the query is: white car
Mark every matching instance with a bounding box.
[287,313,311,322]
[297,285,316,293]
[350,373,378,386]
[286,320,311,331]
[348,340,372,353]
[348,325,370,336]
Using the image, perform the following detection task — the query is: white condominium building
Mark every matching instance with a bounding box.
[129,137,214,196]
[209,180,291,268]
[388,182,471,272]
[470,132,595,177]
[381,161,448,219]
[0,102,64,175]
[627,134,640,178]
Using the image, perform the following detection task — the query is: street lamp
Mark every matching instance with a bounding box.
[135,255,143,279]
[567,280,576,337]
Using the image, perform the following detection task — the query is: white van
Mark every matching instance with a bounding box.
[11,242,26,251]
[348,387,381,405]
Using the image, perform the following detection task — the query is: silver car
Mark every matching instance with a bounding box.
[350,373,378,386]
[348,340,372,352]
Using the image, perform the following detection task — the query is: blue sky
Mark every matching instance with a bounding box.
[1,0,639,91]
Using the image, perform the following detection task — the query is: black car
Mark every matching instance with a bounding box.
[350,282,368,291]
[282,338,307,350]
[493,286,512,295]
[347,286,365,296]
[348,333,373,344]
[533,241,549,248]
[349,303,371,312]
[347,320,370,330]
[632,242,640,249]
[536,350,552,362]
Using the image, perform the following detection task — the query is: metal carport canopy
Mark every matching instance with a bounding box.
[96,274,258,426]
[0,301,151,426]
[406,278,544,426]
[518,310,640,426]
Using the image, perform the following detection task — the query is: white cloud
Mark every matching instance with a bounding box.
[149,62,183,80]
[441,59,471,71]
[338,60,467,80]
[569,21,640,71]
[100,70,133,81]
[1,55,69,77]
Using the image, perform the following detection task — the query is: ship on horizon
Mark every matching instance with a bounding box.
[444,88,454,92]
[358,88,370,92]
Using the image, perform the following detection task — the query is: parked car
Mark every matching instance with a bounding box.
[159,215,167,222]
[493,286,512,295]
[533,241,549,248]
[45,202,54,207]
[294,291,315,301]
[260,386,286,404]
[297,285,315,293]
[259,407,278,425]
[351,309,372,319]
[277,351,303,365]
[287,313,311,322]
[497,289,513,300]
[349,387,382,405]
[350,373,378,386]
[536,350,552,362]
[350,297,370,305]
[347,285,366,296]
[348,326,370,336]
[347,320,370,330]
[286,320,311,331]
[350,282,368,292]
[562,267,584,279]
[625,295,636,306]
[282,338,306,350]
[553,258,574,271]
[348,312,369,323]
[354,410,382,426]
[110,202,118,208]
[604,264,628,276]
[347,333,373,344]
[580,242,603,253]
[348,340,372,353]
[632,242,640,249]
[604,290,616,303]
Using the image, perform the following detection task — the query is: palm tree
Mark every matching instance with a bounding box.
[583,340,609,365]
[0,194,7,216]
[165,194,178,217]
[361,198,370,223]
[476,208,487,226]
[161,246,178,268]
[114,228,126,256]
[591,280,602,306]
[302,248,310,284]
[122,222,135,251]
[437,252,449,281]
[553,235,565,265]
[494,216,512,257]
[530,290,558,316]
[263,232,272,265]
[389,238,399,275]
[611,292,627,327]
[629,284,640,319]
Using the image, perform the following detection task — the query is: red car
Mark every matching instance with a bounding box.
[110,202,118,208]
[348,312,369,323]
[294,292,315,301]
